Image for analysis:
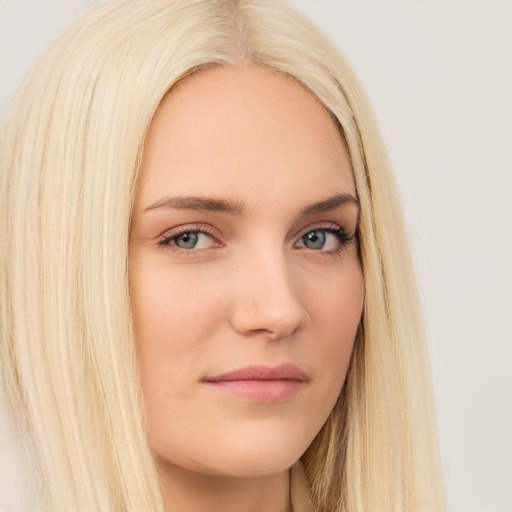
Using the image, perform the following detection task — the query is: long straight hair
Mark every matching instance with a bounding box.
[0,1,444,510]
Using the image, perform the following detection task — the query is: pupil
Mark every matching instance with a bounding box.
[304,230,326,249]
[176,232,198,249]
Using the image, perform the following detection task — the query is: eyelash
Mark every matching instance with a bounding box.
[158,224,217,251]
[301,225,357,253]
[157,223,357,255]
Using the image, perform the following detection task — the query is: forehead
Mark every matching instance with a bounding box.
[135,65,354,210]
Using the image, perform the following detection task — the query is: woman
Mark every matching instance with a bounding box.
[0,1,444,510]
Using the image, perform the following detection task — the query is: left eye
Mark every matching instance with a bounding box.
[295,229,344,251]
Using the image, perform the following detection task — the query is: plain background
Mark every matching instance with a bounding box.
[0,1,511,511]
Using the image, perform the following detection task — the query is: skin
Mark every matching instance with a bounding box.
[129,65,364,512]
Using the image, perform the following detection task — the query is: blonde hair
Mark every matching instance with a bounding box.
[0,1,444,510]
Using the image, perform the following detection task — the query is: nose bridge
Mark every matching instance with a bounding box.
[230,244,309,339]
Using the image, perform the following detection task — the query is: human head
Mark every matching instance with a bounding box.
[0,1,443,510]
[128,63,365,502]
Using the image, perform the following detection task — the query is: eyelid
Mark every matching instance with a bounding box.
[160,223,217,238]
[296,221,341,237]
[293,221,357,251]
[157,223,221,249]
[294,221,355,243]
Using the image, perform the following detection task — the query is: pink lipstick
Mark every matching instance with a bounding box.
[203,364,307,402]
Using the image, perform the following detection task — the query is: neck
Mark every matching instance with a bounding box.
[157,461,292,512]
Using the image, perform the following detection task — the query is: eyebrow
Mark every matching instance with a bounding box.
[144,193,359,216]
[145,196,246,215]
[299,193,360,216]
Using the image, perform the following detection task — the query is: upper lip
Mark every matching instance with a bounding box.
[204,364,308,382]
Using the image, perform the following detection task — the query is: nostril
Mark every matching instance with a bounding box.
[247,325,301,340]
[230,297,310,340]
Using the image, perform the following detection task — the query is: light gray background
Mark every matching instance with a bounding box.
[1,1,511,511]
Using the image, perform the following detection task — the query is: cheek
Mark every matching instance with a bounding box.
[305,258,363,396]
[130,255,224,351]
[307,254,364,337]
[129,256,225,410]
[129,259,227,459]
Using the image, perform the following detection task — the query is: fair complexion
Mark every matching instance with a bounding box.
[129,65,364,512]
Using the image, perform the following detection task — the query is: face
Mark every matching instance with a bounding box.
[129,65,364,478]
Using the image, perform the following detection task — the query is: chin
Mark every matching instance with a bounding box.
[154,425,312,479]
[212,446,303,478]
[212,418,315,475]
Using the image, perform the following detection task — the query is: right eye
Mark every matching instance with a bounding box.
[169,231,212,249]
[158,226,220,252]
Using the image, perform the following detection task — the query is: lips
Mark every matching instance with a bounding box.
[203,364,307,402]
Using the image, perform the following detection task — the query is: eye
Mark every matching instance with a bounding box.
[301,230,329,250]
[158,227,219,251]
[295,226,355,252]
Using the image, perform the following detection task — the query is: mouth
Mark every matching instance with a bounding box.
[202,364,307,402]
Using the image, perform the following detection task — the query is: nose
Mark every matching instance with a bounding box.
[229,250,310,340]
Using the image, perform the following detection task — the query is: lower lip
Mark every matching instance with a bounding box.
[205,379,304,402]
